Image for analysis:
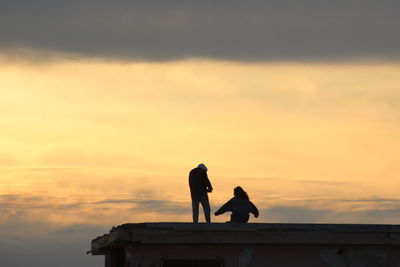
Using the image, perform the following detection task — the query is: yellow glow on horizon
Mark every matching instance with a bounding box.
[1,58,400,229]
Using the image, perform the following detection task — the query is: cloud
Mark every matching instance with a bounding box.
[361,208,400,222]
[2,206,400,267]
[1,1,399,61]
[0,192,191,267]
[296,180,351,186]
[338,198,400,204]
[4,192,400,267]
[128,199,190,215]
[0,224,104,267]
[0,192,191,230]
[263,204,400,224]
[243,176,352,186]
[90,198,190,215]
[264,206,332,222]
[50,224,109,240]
[14,196,189,214]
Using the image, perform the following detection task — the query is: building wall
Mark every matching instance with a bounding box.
[104,243,400,267]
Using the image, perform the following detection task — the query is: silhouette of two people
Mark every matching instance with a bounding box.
[189,163,213,223]
[189,163,259,223]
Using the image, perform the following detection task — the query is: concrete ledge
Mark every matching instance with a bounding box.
[91,223,400,255]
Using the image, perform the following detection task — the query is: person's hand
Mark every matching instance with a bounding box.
[255,213,259,218]
[214,212,218,216]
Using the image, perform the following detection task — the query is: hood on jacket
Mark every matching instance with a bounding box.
[197,163,207,171]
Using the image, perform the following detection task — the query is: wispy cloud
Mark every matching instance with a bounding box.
[0,192,191,230]
[263,204,400,224]
[263,206,332,223]
[296,180,351,186]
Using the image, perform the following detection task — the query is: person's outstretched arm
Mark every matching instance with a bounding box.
[214,199,233,216]
[249,201,259,218]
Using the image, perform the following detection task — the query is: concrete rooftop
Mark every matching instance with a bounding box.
[91,223,400,255]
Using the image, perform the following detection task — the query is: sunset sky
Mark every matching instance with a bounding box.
[1,1,400,267]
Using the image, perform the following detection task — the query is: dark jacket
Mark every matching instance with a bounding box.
[215,197,259,223]
[189,167,213,198]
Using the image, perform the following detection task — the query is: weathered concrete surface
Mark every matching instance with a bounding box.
[90,223,400,267]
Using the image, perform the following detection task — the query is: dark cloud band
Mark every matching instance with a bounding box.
[1,1,399,61]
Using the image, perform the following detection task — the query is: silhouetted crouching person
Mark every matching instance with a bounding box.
[189,163,213,223]
[214,186,259,223]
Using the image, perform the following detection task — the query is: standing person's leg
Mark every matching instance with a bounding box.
[200,194,211,223]
[192,197,200,223]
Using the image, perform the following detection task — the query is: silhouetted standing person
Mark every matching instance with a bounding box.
[189,163,213,223]
[214,186,259,223]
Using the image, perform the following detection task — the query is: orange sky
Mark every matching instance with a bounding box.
[2,2,400,266]
[1,57,400,236]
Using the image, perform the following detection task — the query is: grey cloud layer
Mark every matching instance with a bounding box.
[0,224,104,267]
[0,194,190,215]
[1,1,399,61]
[263,205,400,224]
[3,194,400,267]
